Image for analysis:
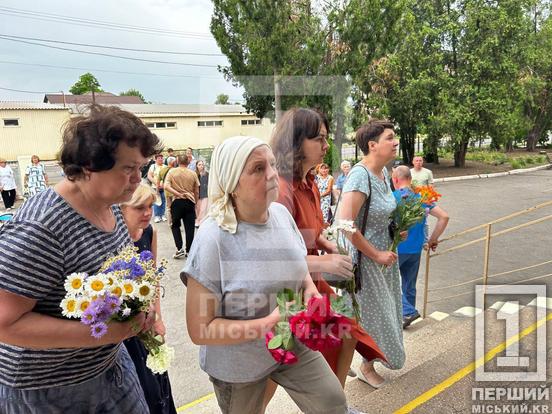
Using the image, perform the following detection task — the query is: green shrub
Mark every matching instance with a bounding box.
[510,159,522,169]
[525,156,535,165]
[517,158,527,167]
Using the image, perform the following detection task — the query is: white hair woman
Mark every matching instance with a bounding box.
[121,184,177,414]
[182,136,348,414]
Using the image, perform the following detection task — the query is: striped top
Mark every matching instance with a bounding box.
[0,188,130,389]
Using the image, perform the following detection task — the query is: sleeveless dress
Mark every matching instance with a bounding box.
[124,225,177,414]
[341,165,405,369]
[315,174,332,223]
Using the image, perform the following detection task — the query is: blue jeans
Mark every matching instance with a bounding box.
[154,189,166,218]
[399,253,422,317]
[0,346,148,414]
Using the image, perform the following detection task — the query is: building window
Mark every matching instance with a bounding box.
[198,120,224,127]
[145,122,177,129]
[3,119,19,127]
[241,119,262,126]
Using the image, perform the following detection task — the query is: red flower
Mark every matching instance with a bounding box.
[265,332,298,365]
[305,296,331,324]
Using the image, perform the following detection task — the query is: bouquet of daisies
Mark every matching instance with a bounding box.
[60,245,174,374]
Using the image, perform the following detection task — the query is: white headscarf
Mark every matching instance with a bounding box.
[208,136,267,233]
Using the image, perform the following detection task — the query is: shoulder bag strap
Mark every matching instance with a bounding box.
[355,164,372,270]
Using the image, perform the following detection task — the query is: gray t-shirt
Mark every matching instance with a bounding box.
[181,202,308,383]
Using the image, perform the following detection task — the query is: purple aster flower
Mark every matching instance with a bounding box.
[81,305,99,326]
[90,322,108,339]
[106,259,127,273]
[104,294,122,314]
[139,250,154,262]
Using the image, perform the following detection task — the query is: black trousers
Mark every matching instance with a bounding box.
[1,189,16,209]
[170,198,196,252]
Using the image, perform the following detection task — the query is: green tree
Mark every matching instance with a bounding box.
[215,93,230,104]
[520,1,552,151]
[120,88,147,103]
[69,73,103,95]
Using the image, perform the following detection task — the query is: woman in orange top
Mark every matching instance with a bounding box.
[264,108,385,409]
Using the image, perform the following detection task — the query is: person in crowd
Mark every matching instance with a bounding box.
[269,108,384,410]
[336,120,405,388]
[0,158,16,211]
[182,136,349,414]
[0,105,160,412]
[121,184,177,414]
[333,160,351,201]
[165,148,175,165]
[194,159,209,227]
[185,147,197,172]
[164,154,199,259]
[24,154,48,197]
[315,162,334,223]
[142,155,156,182]
[159,157,177,223]
[391,166,449,328]
[410,156,434,188]
[148,154,167,223]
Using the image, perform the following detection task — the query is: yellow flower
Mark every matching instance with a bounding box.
[60,296,79,318]
[110,283,123,298]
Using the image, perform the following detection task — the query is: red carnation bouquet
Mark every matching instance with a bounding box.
[265,289,353,364]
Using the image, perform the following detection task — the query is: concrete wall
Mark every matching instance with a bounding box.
[0,109,71,161]
[138,114,275,150]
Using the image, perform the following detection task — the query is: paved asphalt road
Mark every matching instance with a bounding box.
[149,168,552,410]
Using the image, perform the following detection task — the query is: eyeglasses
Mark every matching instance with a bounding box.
[311,134,329,145]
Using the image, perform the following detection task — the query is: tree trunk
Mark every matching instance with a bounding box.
[453,138,468,167]
[274,73,282,122]
[400,126,416,165]
[333,103,345,170]
[423,132,440,164]
[525,125,542,152]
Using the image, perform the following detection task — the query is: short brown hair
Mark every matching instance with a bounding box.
[355,120,394,155]
[60,105,162,180]
[177,154,189,166]
[270,107,329,181]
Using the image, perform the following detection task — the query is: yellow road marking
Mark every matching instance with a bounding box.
[176,392,215,412]
[394,311,552,414]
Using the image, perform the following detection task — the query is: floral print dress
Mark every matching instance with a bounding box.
[25,163,47,197]
[315,174,332,223]
[341,164,405,369]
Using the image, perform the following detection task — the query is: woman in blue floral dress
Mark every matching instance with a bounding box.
[336,120,405,388]
[315,163,334,223]
[24,155,48,197]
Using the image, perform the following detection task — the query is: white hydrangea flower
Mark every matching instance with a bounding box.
[146,343,175,374]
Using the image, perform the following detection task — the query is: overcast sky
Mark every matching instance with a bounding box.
[0,0,243,104]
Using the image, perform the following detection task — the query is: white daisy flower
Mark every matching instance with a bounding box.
[64,273,86,294]
[121,280,138,298]
[136,282,155,302]
[75,296,92,317]
[85,274,109,295]
[109,282,124,299]
[60,296,79,318]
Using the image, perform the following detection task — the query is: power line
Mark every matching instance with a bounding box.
[0,6,215,40]
[0,59,222,79]
[0,85,55,94]
[0,34,224,57]
[0,36,221,68]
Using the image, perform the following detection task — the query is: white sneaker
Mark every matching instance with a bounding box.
[154,217,161,223]
[161,216,167,222]
[173,249,186,259]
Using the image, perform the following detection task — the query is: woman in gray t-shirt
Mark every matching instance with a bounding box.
[182,136,348,414]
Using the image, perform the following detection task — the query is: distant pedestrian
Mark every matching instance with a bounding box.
[315,163,334,223]
[0,157,16,210]
[164,154,199,259]
[185,147,197,172]
[333,160,351,200]
[392,166,449,328]
[195,159,209,227]
[24,155,48,197]
[148,154,167,223]
[410,156,434,188]
[164,148,175,165]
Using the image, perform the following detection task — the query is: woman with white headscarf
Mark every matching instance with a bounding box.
[181,136,348,414]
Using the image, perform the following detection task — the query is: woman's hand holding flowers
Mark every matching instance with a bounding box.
[375,250,398,266]
[320,254,354,279]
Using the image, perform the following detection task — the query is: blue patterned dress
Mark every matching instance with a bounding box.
[315,174,332,223]
[342,164,405,369]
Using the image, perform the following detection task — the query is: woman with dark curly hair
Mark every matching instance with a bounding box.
[0,105,162,413]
